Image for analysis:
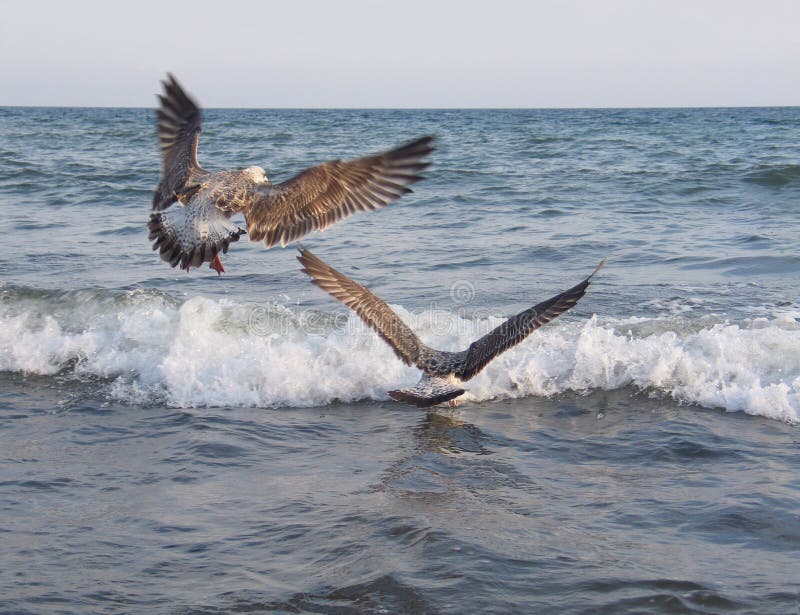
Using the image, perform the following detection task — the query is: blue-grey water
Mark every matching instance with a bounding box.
[1,106,799,613]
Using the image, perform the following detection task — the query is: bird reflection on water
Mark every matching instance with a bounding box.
[413,411,494,457]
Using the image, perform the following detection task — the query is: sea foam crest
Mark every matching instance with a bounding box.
[0,287,798,422]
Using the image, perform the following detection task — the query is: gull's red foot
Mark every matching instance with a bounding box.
[210,254,225,276]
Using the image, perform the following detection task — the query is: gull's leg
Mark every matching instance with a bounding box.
[210,254,225,276]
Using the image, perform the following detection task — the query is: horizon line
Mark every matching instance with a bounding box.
[1,104,798,112]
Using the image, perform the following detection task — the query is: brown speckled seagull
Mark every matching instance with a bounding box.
[148,74,434,274]
[298,248,605,408]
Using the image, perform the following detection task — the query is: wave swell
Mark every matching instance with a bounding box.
[1,286,798,422]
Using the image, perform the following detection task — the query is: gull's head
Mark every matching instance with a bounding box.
[244,166,268,183]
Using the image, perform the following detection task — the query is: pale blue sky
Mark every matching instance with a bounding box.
[1,0,798,107]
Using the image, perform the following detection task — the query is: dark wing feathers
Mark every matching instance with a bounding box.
[297,248,427,367]
[298,249,604,387]
[247,136,434,247]
[153,74,205,211]
[456,260,605,381]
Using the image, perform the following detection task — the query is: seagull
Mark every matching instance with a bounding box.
[298,248,604,408]
[148,74,434,274]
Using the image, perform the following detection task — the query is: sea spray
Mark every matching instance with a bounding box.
[1,286,798,422]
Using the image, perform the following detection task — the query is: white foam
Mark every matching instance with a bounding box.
[0,289,798,422]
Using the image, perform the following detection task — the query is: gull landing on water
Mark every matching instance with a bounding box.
[298,249,605,408]
[148,74,434,274]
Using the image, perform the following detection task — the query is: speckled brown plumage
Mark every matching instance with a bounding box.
[149,74,433,273]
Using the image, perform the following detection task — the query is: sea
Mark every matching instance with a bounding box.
[1,106,799,613]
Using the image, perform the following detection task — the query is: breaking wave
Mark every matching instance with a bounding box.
[1,285,798,423]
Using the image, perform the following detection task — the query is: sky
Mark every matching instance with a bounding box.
[1,0,798,108]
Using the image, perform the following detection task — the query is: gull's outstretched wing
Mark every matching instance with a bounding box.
[455,260,605,381]
[247,136,434,247]
[297,248,429,367]
[153,74,207,211]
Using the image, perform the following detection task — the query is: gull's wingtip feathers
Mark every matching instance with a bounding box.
[296,246,318,267]
[590,258,607,279]
[162,73,176,90]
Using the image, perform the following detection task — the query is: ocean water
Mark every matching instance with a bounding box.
[1,106,799,613]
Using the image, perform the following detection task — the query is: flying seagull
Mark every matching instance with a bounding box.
[298,249,605,408]
[148,74,434,274]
